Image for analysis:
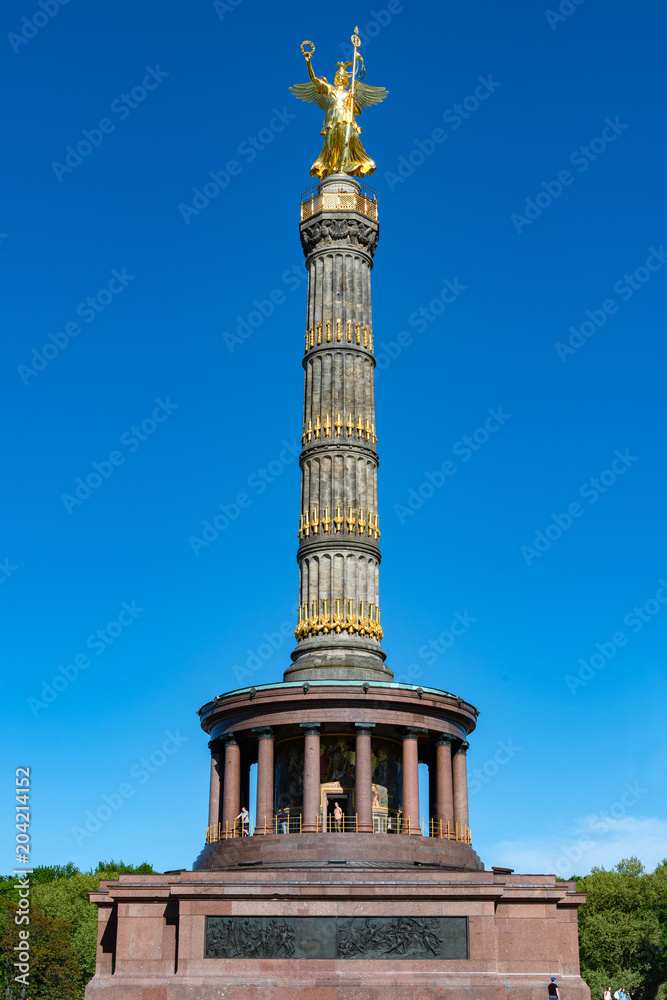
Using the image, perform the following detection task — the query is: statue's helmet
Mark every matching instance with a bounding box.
[334,61,352,87]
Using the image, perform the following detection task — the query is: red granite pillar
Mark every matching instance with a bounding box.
[401,729,422,835]
[452,741,470,835]
[435,735,455,835]
[355,723,375,833]
[300,722,321,833]
[221,736,240,836]
[207,744,221,835]
[253,727,274,835]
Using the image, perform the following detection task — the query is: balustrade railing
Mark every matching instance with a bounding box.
[428,818,472,843]
[205,813,472,844]
[299,182,379,222]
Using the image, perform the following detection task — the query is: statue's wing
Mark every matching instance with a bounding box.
[289,80,330,111]
[353,81,388,113]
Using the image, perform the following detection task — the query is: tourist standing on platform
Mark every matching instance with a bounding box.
[333,801,343,832]
[277,804,289,834]
[235,806,249,836]
[548,977,560,1000]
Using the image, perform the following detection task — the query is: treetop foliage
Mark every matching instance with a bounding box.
[575,857,667,1000]
[0,860,155,1000]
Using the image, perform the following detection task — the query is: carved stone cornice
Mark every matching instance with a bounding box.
[300,217,379,259]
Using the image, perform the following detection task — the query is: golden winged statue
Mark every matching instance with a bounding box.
[290,32,388,178]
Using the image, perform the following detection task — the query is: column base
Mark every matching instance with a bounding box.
[286,634,393,682]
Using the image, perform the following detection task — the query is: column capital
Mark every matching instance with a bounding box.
[223,733,238,746]
[455,740,470,755]
[354,722,376,735]
[252,726,274,740]
[435,733,457,747]
[300,722,322,734]
[402,727,427,740]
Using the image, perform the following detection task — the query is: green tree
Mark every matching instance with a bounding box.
[0,860,155,1000]
[576,857,667,1000]
[659,889,667,964]
[0,902,81,1000]
[30,861,155,992]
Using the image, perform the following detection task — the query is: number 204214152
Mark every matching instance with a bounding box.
[16,768,30,863]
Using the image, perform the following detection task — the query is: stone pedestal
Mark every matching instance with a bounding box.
[85,868,590,1000]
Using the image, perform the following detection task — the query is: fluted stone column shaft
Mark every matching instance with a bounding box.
[453,743,470,831]
[221,738,240,834]
[253,728,274,835]
[207,749,221,831]
[435,736,455,832]
[355,723,375,833]
[301,722,321,833]
[401,730,421,836]
[287,175,392,683]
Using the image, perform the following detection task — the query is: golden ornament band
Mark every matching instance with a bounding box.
[295,599,383,642]
[304,321,374,352]
[302,413,377,444]
[297,506,380,540]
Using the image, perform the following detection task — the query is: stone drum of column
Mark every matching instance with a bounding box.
[286,176,393,683]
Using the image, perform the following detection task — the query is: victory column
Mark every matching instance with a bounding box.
[85,32,589,1000]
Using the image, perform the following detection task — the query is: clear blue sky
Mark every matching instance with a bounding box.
[2,0,665,877]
